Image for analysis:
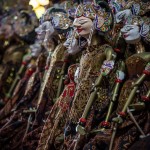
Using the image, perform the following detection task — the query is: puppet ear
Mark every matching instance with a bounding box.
[95,1,114,34]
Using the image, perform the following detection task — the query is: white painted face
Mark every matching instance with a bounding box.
[73,16,93,39]
[37,21,54,41]
[121,25,141,44]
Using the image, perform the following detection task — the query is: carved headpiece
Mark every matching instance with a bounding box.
[125,0,150,16]
[108,0,127,13]
[61,1,78,18]
[75,4,96,19]
[75,1,114,33]
[49,7,73,31]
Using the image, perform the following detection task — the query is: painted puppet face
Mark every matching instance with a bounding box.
[121,25,140,44]
[43,22,55,50]
[73,16,93,39]
[35,21,55,50]
[36,21,54,40]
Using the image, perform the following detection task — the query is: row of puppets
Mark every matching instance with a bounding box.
[0,0,150,149]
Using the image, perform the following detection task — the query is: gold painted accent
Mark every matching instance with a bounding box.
[135,41,145,54]
[105,61,125,123]
[122,74,146,113]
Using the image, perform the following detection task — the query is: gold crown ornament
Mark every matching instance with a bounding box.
[75,1,114,33]
[51,12,73,30]
[49,7,73,31]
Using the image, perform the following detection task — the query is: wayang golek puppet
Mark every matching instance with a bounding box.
[83,12,150,150]
[61,1,117,149]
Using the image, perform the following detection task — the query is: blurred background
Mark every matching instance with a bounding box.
[0,0,64,18]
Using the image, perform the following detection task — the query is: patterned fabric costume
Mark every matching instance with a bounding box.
[37,64,78,150]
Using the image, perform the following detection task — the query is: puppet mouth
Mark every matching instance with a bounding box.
[77,28,83,33]
[123,33,129,38]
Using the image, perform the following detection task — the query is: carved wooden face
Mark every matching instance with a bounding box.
[73,16,93,39]
[121,25,141,44]
[35,21,55,51]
